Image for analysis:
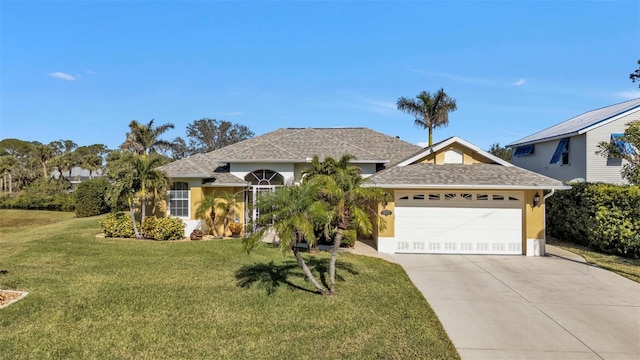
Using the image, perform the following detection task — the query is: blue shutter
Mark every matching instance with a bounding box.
[550,138,569,164]
[612,134,636,155]
[513,144,534,157]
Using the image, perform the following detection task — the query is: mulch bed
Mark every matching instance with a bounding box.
[0,290,28,309]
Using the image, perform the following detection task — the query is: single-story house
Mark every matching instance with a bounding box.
[507,98,640,184]
[158,127,569,256]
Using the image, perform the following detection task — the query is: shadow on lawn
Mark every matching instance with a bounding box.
[235,259,359,295]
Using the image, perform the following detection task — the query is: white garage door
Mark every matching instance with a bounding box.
[394,191,523,255]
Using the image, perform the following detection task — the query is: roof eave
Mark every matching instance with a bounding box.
[217,158,390,164]
[507,132,580,148]
[363,183,572,190]
[202,183,249,187]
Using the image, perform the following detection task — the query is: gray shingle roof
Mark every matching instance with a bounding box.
[507,98,640,147]
[159,127,422,185]
[209,127,422,165]
[157,153,246,184]
[366,163,569,190]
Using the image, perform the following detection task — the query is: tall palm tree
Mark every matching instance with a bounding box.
[30,142,54,178]
[304,155,388,295]
[120,119,176,158]
[244,183,329,295]
[397,88,457,146]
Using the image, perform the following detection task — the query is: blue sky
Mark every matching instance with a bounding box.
[1,0,639,152]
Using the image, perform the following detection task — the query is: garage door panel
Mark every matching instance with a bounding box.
[394,194,523,255]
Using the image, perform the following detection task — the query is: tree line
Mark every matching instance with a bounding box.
[0,118,254,194]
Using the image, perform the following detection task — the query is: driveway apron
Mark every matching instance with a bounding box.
[388,246,640,360]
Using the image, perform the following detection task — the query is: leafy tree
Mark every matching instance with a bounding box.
[397,88,457,146]
[120,119,177,158]
[597,120,640,185]
[185,118,254,154]
[244,182,329,294]
[168,136,190,160]
[303,155,388,295]
[630,59,640,87]
[0,155,17,193]
[487,142,512,162]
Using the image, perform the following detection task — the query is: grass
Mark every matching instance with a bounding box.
[0,210,459,359]
[548,237,640,283]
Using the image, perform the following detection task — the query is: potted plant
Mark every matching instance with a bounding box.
[228,222,243,237]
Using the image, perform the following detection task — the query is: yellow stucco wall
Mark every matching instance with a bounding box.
[198,187,245,236]
[377,200,395,238]
[522,189,545,254]
[416,144,494,165]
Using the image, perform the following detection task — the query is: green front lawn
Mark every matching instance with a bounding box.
[0,210,458,359]
[548,237,640,283]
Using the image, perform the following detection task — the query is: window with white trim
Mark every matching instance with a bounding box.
[169,182,189,218]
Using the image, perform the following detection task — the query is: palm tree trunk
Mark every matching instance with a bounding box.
[293,247,328,295]
[428,127,433,146]
[328,227,346,295]
[8,172,12,194]
[128,197,141,239]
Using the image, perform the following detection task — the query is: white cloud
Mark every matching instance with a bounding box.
[416,141,429,147]
[48,72,75,81]
[513,78,526,86]
[339,91,397,116]
[614,89,640,100]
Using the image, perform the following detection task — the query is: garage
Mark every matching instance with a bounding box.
[394,190,523,255]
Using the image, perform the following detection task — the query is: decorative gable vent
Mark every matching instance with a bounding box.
[444,149,463,164]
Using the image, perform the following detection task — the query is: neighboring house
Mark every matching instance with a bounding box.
[51,166,104,189]
[507,98,640,184]
[158,128,568,256]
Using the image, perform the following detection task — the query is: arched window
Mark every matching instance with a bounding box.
[244,169,284,186]
[169,182,189,218]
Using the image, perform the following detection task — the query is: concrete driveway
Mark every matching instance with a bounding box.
[352,243,640,359]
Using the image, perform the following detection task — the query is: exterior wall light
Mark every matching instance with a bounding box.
[533,192,541,207]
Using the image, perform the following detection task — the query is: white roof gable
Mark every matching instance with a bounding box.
[507,98,640,147]
[397,136,512,167]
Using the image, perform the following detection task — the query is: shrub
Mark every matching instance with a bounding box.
[141,216,158,239]
[153,217,185,241]
[340,229,357,248]
[100,212,138,238]
[75,178,111,217]
[0,178,74,211]
[547,182,640,258]
[101,213,184,241]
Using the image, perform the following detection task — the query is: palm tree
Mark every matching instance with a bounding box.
[397,88,457,146]
[195,195,220,237]
[216,191,241,236]
[244,183,329,294]
[30,142,54,178]
[120,119,176,158]
[304,155,388,295]
[106,152,168,238]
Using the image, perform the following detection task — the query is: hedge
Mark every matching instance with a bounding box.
[100,213,185,241]
[546,182,640,258]
[75,178,111,217]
